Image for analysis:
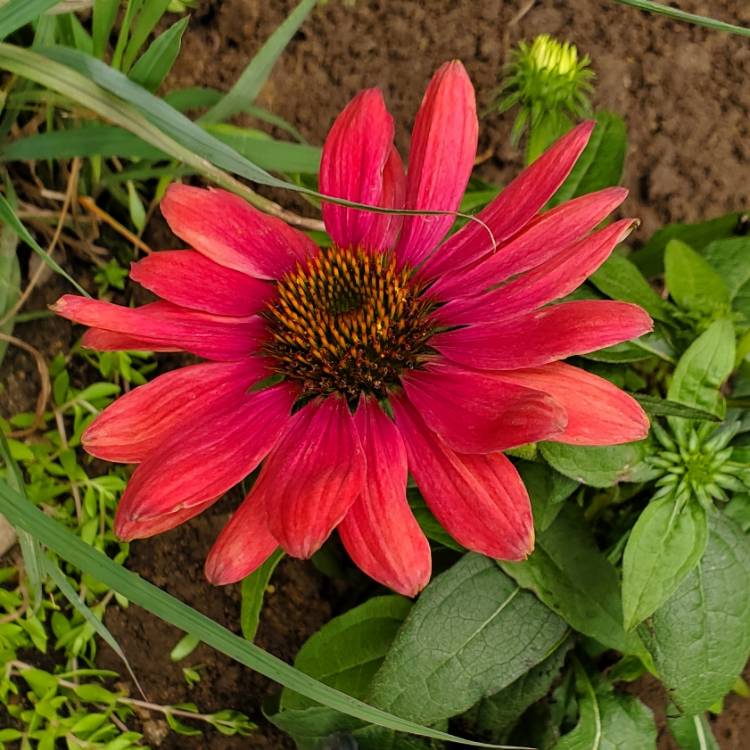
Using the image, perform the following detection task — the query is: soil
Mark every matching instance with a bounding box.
[3,0,750,748]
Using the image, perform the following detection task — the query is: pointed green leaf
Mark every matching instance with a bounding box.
[503,505,644,655]
[282,595,412,711]
[555,673,657,750]
[550,112,626,205]
[540,440,653,489]
[667,319,735,441]
[667,709,720,750]
[129,16,189,92]
[640,513,750,715]
[369,554,568,725]
[622,495,708,631]
[664,239,731,315]
[201,0,318,124]
[240,548,284,643]
[590,252,673,322]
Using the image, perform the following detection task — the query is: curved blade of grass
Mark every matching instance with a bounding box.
[39,44,293,190]
[43,556,147,699]
[0,42,293,216]
[612,0,750,37]
[2,124,321,173]
[0,478,515,750]
[0,193,89,296]
[0,432,43,610]
[0,0,61,40]
[201,0,317,124]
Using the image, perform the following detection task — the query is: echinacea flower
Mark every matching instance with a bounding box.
[53,61,651,597]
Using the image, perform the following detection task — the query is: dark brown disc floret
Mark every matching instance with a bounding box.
[263,245,436,399]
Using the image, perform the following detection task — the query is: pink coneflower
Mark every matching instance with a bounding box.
[53,61,650,597]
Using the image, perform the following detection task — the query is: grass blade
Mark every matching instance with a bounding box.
[612,0,750,37]
[0,193,89,296]
[2,123,322,173]
[128,16,189,92]
[121,0,171,72]
[0,477,512,749]
[0,0,61,40]
[92,0,119,59]
[241,549,284,643]
[201,0,318,124]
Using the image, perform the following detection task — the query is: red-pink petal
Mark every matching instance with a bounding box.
[497,362,650,445]
[401,361,566,453]
[130,250,274,316]
[393,396,533,560]
[115,383,295,527]
[161,184,317,280]
[82,328,180,352]
[420,121,595,280]
[256,397,366,559]
[205,495,278,585]
[395,61,478,267]
[430,187,628,300]
[432,300,653,370]
[367,145,406,249]
[435,218,635,327]
[83,360,269,463]
[116,498,215,541]
[53,296,266,361]
[338,398,431,597]
[320,89,399,248]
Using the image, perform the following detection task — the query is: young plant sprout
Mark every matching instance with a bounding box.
[53,61,650,598]
[497,33,595,162]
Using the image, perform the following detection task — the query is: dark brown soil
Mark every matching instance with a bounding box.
[3,1,750,748]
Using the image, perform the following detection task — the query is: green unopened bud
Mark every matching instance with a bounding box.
[496,34,594,162]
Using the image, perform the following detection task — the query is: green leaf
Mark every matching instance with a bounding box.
[128,16,189,92]
[270,706,432,750]
[121,0,172,72]
[622,495,708,631]
[664,239,731,315]
[540,440,653,489]
[640,513,750,715]
[0,0,60,40]
[555,668,657,750]
[466,638,572,742]
[170,632,200,662]
[503,505,644,655]
[589,252,673,323]
[201,0,318,124]
[611,1,750,38]
[0,480,497,747]
[550,112,627,205]
[632,213,744,278]
[92,0,119,59]
[667,710,720,750]
[240,548,283,643]
[369,554,568,725]
[282,595,412,711]
[667,319,735,441]
[516,459,578,532]
[633,395,721,422]
[700,236,750,299]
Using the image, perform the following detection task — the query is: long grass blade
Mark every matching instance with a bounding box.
[2,124,322,173]
[0,0,61,40]
[0,193,90,296]
[201,0,317,124]
[0,477,516,749]
[612,0,750,37]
